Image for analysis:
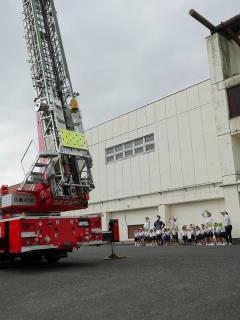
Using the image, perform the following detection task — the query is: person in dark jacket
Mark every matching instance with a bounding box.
[154,215,165,230]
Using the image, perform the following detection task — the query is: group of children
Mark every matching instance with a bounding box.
[134,213,229,246]
[180,223,227,246]
[134,227,179,247]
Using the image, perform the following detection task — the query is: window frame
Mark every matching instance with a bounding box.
[105,133,155,163]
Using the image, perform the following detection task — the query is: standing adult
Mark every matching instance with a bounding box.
[202,210,213,225]
[220,210,232,245]
[143,217,151,230]
[154,215,165,230]
[169,216,179,244]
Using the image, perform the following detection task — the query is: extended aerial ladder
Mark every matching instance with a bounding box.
[1,0,94,215]
[0,0,120,263]
[21,0,94,206]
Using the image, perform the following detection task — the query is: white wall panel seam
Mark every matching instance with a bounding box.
[186,94,197,188]
[176,105,184,188]
[199,100,210,184]
[164,119,173,188]
[153,123,162,191]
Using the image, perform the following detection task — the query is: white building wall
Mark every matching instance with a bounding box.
[111,207,159,241]
[69,28,240,241]
[169,199,225,229]
[78,79,229,241]
[86,79,221,204]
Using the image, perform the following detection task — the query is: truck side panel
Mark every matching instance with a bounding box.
[9,220,21,253]
[4,216,103,255]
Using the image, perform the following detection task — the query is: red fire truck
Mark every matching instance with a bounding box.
[0,0,118,263]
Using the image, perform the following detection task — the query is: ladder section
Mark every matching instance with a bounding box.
[22,0,94,198]
[20,152,58,190]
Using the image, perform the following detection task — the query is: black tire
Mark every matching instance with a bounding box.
[21,255,42,263]
[45,256,61,263]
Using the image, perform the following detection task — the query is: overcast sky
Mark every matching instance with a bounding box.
[0,1,239,185]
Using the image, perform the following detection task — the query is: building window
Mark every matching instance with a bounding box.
[116,153,123,160]
[135,146,144,155]
[135,137,143,146]
[106,147,114,155]
[115,144,123,152]
[106,155,114,163]
[227,84,240,119]
[105,133,155,163]
[146,143,154,152]
[125,141,133,150]
[125,149,133,157]
[145,134,154,143]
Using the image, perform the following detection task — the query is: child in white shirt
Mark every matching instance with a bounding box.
[134,230,139,247]
[152,228,157,247]
[190,224,196,245]
[195,226,201,245]
[219,222,227,246]
[213,223,220,245]
[187,227,192,244]
[163,228,170,246]
[156,228,162,246]
[202,210,213,225]
[143,217,151,231]
[200,224,206,246]
[206,223,214,246]
[181,226,188,245]
[149,229,154,246]
[140,229,146,246]
[170,218,179,245]
[144,229,150,246]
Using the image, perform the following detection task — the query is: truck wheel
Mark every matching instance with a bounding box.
[21,255,42,263]
[45,256,60,263]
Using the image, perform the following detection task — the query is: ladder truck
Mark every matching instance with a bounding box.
[0,0,119,263]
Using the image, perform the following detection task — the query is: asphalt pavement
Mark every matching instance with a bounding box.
[0,245,240,320]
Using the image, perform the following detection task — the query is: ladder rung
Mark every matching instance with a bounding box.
[27,178,48,185]
[31,172,42,177]
[63,183,84,187]
[39,152,58,159]
[35,163,48,168]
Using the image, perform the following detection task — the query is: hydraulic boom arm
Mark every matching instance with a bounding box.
[0,0,94,215]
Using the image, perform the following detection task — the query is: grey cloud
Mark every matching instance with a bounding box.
[0,0,238,184]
